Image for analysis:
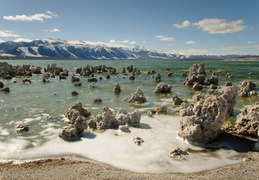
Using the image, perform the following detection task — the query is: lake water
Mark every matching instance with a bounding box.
[0,59,258,173]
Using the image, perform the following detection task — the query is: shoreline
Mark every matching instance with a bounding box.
[1,151,259,180]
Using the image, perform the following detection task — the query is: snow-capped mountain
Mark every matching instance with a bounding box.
[0,39,255,60]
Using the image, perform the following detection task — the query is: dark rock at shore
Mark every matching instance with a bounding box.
[16,124,29,133]
[172,94,184,106]
[0,81,4,88]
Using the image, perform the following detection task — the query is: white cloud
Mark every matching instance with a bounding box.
[193,18,246,34]
[185,41,196,44]
[173,20,191,29]
[0,30,19,37]
[3,11,57,22]
[173,18,246,34]
[110,39,136,45]
[14,38,33,42]
[50,28,60,32]
[110,39,116,44]
[247,41,256,44]
[155,35,176,41]
[0,39,5,43]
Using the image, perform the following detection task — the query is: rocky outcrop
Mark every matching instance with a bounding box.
[239,80,257,97]
[178,94,227,144]
[88,107,141,130]
[154,82,172,93]
[235,103,259,138]
[128,89,147,103]
[183,63,206,86]
[208,86,238,116]
[59,102,91,140]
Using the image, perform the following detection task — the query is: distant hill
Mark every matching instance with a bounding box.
[0,39,257,60]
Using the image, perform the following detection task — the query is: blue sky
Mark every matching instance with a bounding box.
[0,0,258,55]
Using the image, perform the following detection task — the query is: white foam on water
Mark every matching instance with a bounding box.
[0,115,242,173]
[0,127,10,136]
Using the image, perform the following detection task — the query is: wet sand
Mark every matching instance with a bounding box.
[1,151,258,180]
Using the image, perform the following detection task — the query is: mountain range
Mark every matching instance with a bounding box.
[0,39,256,60]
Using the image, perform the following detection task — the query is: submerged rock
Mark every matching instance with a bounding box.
[114,83,121,93]
[93,98,102,103]
[0,87,10,93]
[148,105,167,115]
[169,148,189,160]
[71,90,79,96]
[154,73,161,82]
[132,137,144,145]
[128,89,147,103]
[178,94,227,144]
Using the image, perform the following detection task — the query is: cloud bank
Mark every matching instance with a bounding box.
[3,11,57,22]
[0,30,19,37]
[174,18,246,34]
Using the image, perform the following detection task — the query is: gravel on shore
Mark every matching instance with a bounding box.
[1,152,259,180]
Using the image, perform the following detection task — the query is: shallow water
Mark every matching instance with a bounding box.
[0,59,258,173]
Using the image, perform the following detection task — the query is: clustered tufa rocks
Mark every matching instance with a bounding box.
[178,94,228,144]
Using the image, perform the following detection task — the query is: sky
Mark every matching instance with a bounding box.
[0,0,259,55]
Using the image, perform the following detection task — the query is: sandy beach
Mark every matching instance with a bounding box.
[0,151,258,180]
